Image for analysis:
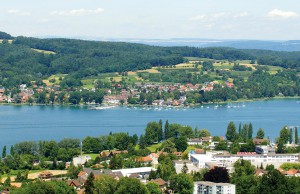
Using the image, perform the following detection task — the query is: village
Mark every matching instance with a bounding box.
[0,80,235,107]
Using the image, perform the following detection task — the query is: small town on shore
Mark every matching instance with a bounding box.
[0,79,233,107]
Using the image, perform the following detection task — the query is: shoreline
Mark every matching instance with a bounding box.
[0,96,299,108]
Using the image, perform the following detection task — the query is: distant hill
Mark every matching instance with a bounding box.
[0,31,299,89]
[116,39,300,52]
[0,31,13,39]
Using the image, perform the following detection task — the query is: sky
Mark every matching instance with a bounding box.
[0,0,299,40]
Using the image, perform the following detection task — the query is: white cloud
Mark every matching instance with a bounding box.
[267,9,298,18]
[234,12,249,18]
[7,9,20,14]
[212,12,228,18]
[190,12,236,21]
[189,14,206,21]
[50,8,104,16]
[7,9,31,16]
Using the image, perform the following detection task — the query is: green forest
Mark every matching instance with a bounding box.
[0,31,300,88]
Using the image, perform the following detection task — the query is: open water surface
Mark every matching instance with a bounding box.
[0,99,299,148]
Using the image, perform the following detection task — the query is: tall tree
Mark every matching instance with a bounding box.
[84,172,95,194]
[156,155,176,181]
[109,155,123,170]
[49,91,55,104]
[158,119,163,142]
[295,127,299,144]
[248,123,253,139]
[144,121,161,145]
[279,126,290,144]
[174,136,188,152]
[139,135,147,149]
[115,177,149,194]
[94,174,118,194]
[257,169,288,194]
[289,128,293,144]
[241,124,249,142]
[10,145,14,156]
[2,145,6,158]
[67,164,83,179]
[238,122,242,135]
[164,120,169,140]
[203,167,230,183]
[169,173,194,194]
[276,140,285,153]
[256,128,265,139]
[146,182,162,194]
[226,121,237,141]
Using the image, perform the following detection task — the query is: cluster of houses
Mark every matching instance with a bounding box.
[65,167,168,192]
[0,79,235,105]
[103,81,235,106]
[0,84,56,103]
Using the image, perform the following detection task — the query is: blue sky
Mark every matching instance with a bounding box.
[0,0,299,40]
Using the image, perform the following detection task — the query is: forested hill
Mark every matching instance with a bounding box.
[0,32,300,84]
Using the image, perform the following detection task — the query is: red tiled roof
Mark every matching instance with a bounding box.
[77,171,87,177]
[137,156,152,163]
[286,169,298,175]
[150,178,167,186]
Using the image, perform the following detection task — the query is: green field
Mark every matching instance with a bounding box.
[31,48,56,55]
[0,39,13,44]
[42,59,283,90]
[147,143,162,152]
[84,153,99,160]
[184,57,214,62]
[43,74,66,86]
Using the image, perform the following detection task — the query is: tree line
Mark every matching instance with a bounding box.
[1,31,300,90]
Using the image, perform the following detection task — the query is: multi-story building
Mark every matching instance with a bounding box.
[190,151,299,169]
[194,181,236,194]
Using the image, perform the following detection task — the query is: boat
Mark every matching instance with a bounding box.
[90,105,116,110]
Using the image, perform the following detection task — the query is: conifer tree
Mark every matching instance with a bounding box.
[164,120,169,139]
[10,146,14,156]
[248,123,253,139]
[295,127,298,144]
[256,128,265,139]
[158,119,163,142]
[226,121,237,141]
[289,128,293,144]
[2,146,6,158]
[84,172,95,194]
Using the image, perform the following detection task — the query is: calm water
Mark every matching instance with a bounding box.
[0,99,299,148]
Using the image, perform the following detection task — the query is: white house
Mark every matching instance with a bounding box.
[194,181,236,194]
[73,155,92,167]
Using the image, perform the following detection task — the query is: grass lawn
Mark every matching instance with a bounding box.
[2,169,44,179]
[266,65,283,74]
[84,153,99,160]
[185,145,199,152]
[82,79,95,89]
[147,143,162,152]
[175,63,194,68]
[43,74,66,86]
[138,68,161,73]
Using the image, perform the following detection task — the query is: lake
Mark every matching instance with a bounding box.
[0,99,299,148]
